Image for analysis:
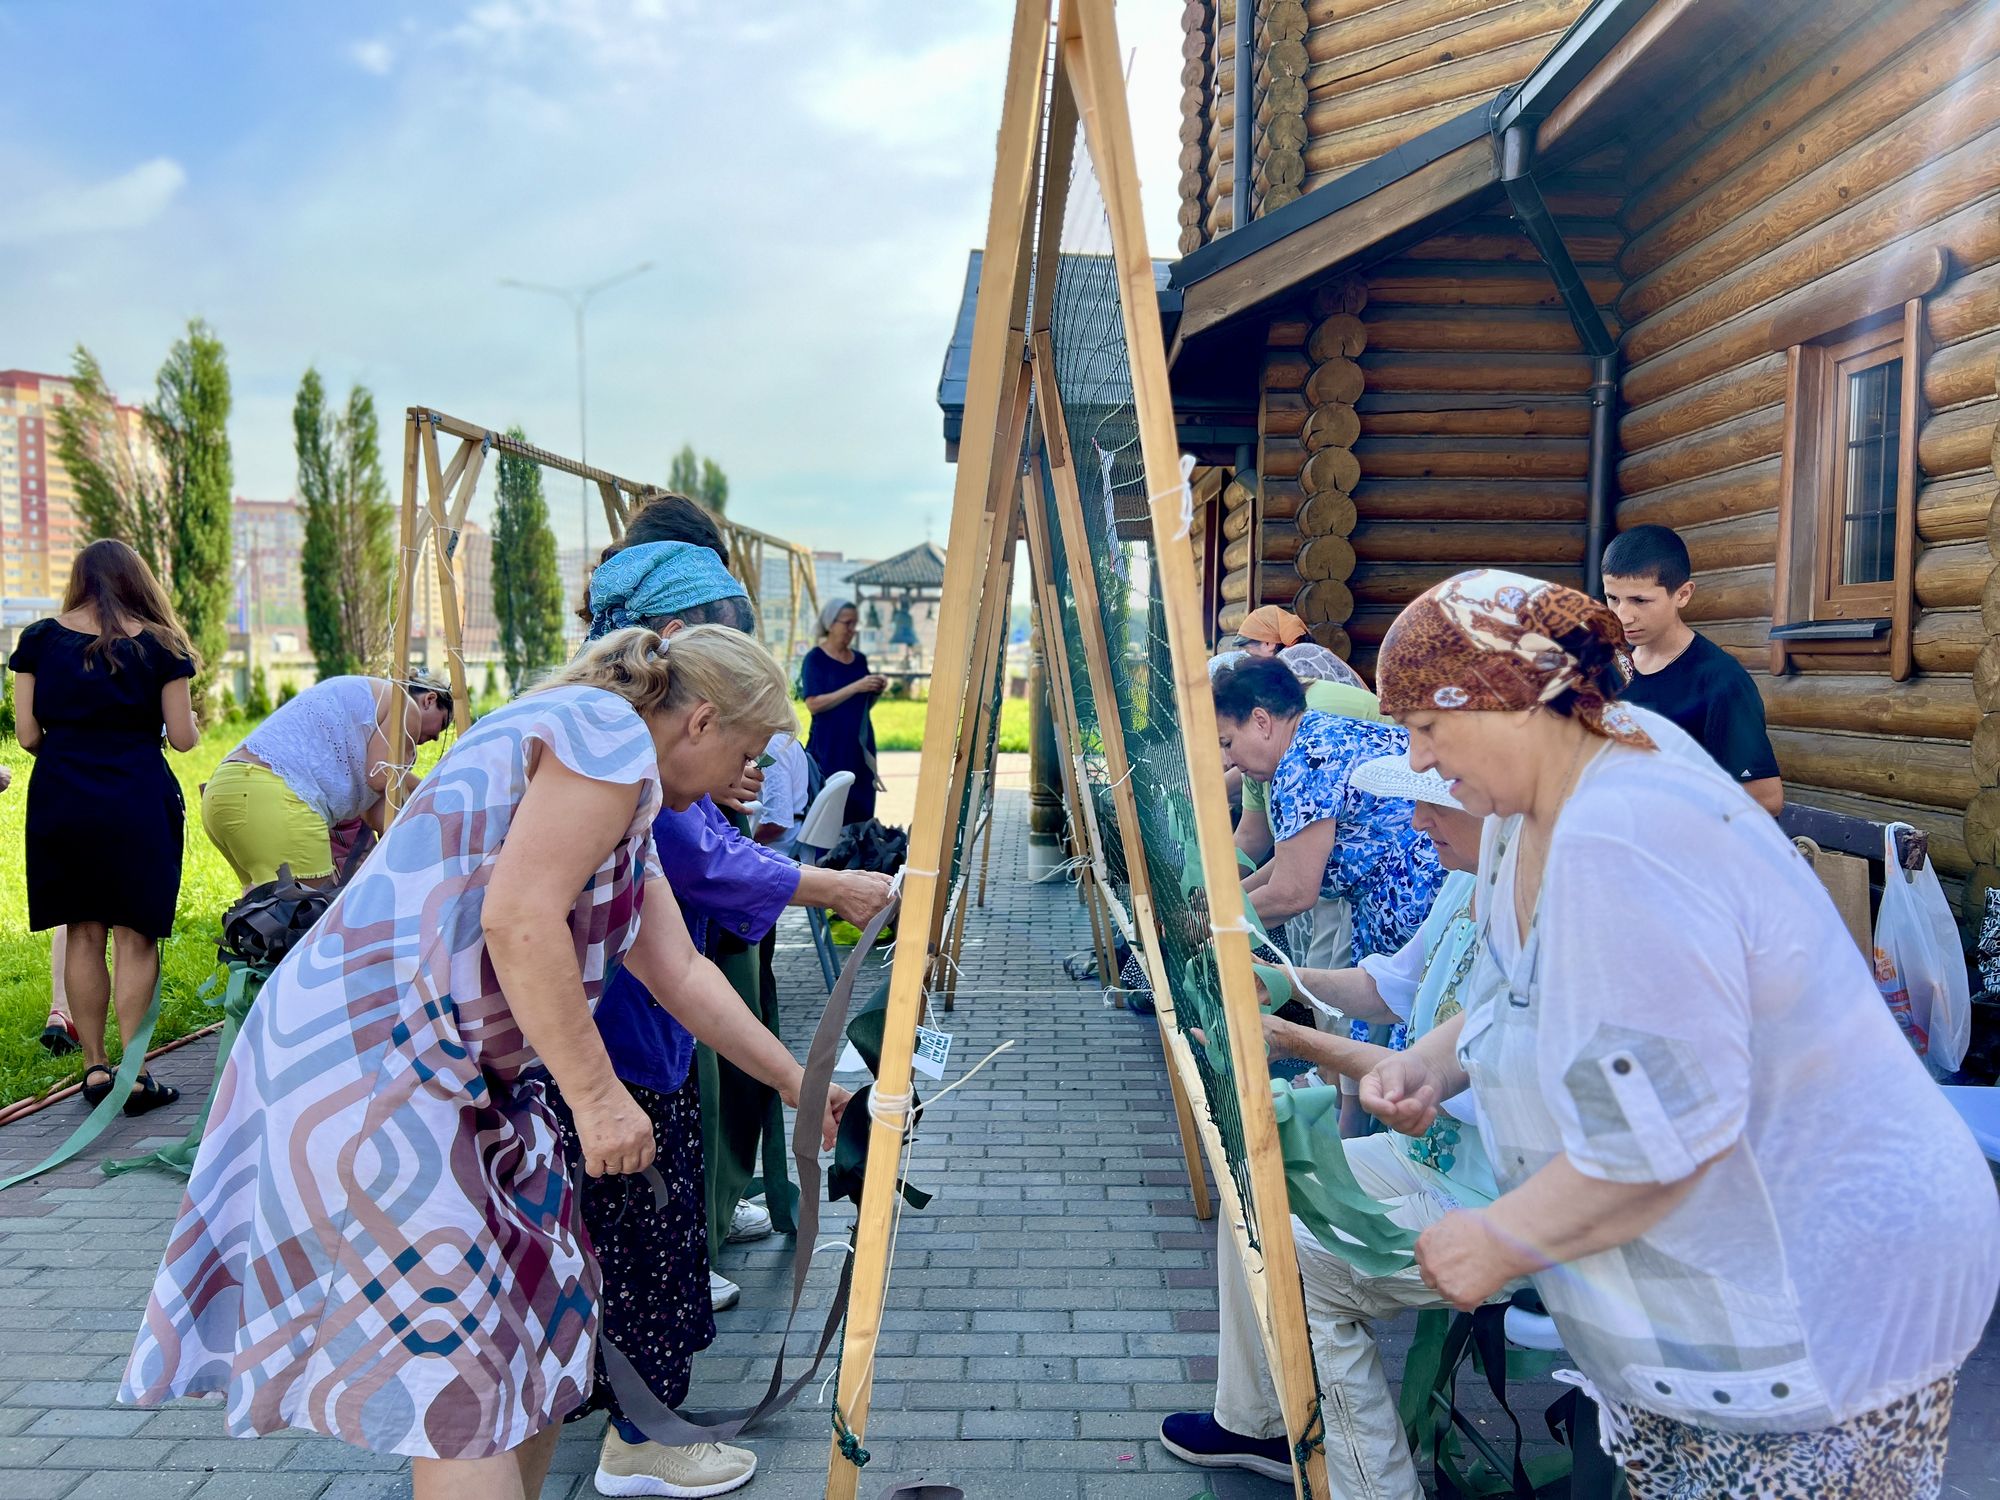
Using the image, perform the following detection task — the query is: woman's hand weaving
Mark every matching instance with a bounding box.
[572,1082,657,1178]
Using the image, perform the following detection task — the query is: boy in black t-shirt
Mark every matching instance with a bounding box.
[1603,524,1784,815]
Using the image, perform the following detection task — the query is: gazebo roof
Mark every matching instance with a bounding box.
[848,541,947,591]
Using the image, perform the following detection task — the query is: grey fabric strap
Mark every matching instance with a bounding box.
[600,893,902,1444]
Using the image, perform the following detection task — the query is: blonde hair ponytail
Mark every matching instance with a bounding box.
[536,625,794,740]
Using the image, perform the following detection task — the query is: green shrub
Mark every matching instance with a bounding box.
[247,664,273,719]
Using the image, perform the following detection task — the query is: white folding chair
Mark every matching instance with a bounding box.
[796,771,855,992]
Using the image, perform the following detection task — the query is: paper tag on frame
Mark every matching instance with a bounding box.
[911,1025,954,1081]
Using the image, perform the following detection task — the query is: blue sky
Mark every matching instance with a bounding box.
[0,0,1187,559]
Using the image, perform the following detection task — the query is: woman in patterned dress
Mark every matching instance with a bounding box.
[1210,654,1445,965]
[1361,569,1998,1498]
[121,626,848,1500]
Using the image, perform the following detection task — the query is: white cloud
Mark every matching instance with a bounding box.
[0,157,186,245]
[347,39,394,76]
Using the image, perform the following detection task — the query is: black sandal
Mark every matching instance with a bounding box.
[79,1064,115,1108]
[123,1073,180,1117]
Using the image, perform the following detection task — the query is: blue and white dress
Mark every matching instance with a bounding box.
[1267,709,1445,966]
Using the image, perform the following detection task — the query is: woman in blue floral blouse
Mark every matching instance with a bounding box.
[1212,655,1444,964]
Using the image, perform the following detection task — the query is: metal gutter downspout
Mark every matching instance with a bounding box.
[1498,121,1620,596]
[1232,0,1254,233]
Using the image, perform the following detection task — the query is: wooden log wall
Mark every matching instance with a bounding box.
[1179,0,1217,256]
[1298,0,1589,194]
[1205,0,1242,240]
[1204,0,1588,235]
[1336,209,1610,675]
[1610,0,2000,900]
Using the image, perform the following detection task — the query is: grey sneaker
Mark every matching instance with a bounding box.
[726,1197,773,1243]
[708,1270,740,1311]
[595,1428,757,1497]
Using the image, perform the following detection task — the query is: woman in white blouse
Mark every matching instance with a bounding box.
[1359,568,1997,1498]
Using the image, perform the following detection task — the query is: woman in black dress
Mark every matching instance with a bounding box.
[799,598,885,826]
[9,539,200,1113]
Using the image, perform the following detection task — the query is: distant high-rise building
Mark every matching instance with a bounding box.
[0,367,150,609]
[231,497,307,632]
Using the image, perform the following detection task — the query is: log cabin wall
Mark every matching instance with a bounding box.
[1201,0,1591,240]
[1609,0,2000,908]
[1331,171,1623,675]
[1178,0,1218,255]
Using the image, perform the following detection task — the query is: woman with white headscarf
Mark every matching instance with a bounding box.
[799,598,885,826]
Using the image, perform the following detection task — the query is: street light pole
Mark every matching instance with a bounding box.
[501,261,653,566]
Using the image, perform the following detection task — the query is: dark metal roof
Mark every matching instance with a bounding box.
[849,540,947,590]
[937,252,1174,448]
[1168,0,1667,312]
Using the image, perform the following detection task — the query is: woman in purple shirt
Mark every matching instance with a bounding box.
[554,500,891,1498]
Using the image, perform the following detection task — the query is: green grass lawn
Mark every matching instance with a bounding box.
[866,695,1028,753]
[0,720,273,1108]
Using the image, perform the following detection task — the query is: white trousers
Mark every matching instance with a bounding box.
[1213,1134,1457,1500]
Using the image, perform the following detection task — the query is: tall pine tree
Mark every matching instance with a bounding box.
[53,347,175,583]
[492,427,566,687]
[297,371,396,679]
[149,320,234,704]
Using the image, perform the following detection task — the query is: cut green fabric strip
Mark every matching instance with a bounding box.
[105,964,264,1178]
[0,977,164,1193]
[1269,1081,1419,1277]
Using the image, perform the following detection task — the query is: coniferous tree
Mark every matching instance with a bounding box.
[53,348,175,584]
[149,321,234,704]
[297,371,396,679]
[492,427,566,687]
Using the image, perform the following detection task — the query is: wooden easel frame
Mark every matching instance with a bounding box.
[386,409,819,813]
[829,6,1304,1496]
[822,2,1049,1490]
[1033,7,1328,1493]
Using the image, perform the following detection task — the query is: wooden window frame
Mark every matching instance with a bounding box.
[1770,298,1928,681]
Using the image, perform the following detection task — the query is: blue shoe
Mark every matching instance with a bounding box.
[1159,1411,1293,1482]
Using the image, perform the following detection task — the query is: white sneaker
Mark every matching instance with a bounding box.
[595,1428,757,1497]
[726,1198,772,1243]
[708,1270,740,1312]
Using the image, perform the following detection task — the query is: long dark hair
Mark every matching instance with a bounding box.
[61,538,199,671]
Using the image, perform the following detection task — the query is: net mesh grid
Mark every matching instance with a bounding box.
[1043,130,1263,1253]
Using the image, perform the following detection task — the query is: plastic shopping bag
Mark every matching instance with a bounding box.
[1872,822,1971,1073]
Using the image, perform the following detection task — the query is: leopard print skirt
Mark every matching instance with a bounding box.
[1618,1374,1956,1500]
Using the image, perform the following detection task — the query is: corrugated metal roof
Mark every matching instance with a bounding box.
[849,540,947,590]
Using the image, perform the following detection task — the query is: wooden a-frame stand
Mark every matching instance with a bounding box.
[386,410,820,813]
[826,5,1323,1497]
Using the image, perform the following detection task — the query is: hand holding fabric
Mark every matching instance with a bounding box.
[572,1082,657,1178]
[829,870,894,924]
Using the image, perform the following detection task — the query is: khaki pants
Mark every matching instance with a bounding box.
[1214,1134,1458,1500]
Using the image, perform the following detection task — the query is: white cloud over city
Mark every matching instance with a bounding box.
[0,0,1187,558]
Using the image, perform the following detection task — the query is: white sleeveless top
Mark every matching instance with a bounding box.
[233,676,383,826]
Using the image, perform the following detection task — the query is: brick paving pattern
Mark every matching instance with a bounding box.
[1,788,1996,1496]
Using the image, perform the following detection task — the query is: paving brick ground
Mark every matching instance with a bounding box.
[1,784,1997,1497]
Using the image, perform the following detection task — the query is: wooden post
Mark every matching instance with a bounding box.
[1061,6,1323,1490]
[388,411,423,816]
[823,1,1049,1490]
[419,417,473,736]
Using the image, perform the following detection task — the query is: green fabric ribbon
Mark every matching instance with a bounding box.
[105,964,264,1179]
[1268,1080,1419,1278]
[0,977,164,1193]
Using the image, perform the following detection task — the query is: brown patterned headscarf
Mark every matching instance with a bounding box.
[1376,568,1654,749]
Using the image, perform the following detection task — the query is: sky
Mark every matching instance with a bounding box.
[0,0,1190,561]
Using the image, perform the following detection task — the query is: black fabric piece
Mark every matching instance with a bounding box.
[823,820,910,875]
[1617,633,1779,784]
